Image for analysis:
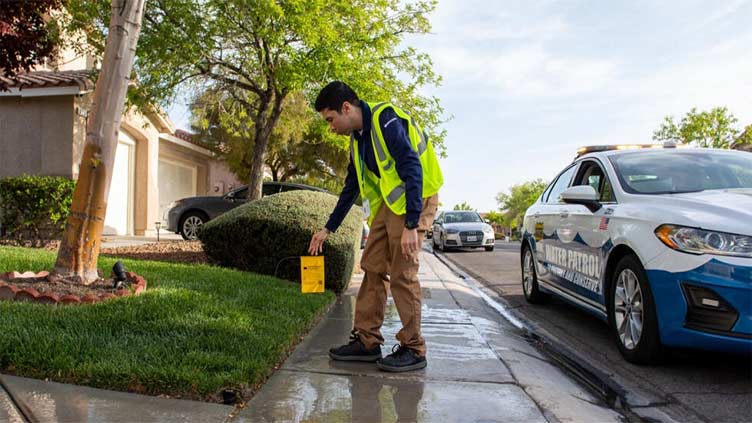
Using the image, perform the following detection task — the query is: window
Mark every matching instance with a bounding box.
[444,211,483,223]
[573,160,616,202]
[609,151,752,194]
[262,183,281,196]
[231,187,248,198]
[545,165,577,204]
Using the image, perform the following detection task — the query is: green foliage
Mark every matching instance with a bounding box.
[0,175,75,241]
[65,0,448,162]
[652,107,741,149]
[0,246,333,399]
[0,0,65,90]
[199,190,361,292]
[192,90,349,191]
[453,201,474,211]
[484,211,505,226]
[735,125,752,150]
[495,179,548,228]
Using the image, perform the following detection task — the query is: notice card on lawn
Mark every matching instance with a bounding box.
[300,256,325,293]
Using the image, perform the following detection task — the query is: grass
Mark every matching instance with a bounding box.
[0,246,335,401]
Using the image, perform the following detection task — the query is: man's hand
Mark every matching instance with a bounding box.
[401,227,419,259]
[308,229,330,255]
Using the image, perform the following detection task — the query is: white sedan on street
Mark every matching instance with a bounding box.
[432,210,496,252]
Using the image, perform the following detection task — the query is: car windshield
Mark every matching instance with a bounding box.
[609,150,752,195]
[444,211,482,223]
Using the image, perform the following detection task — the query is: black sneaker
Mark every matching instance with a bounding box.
[328,330,382,362]
[376,345,427,372]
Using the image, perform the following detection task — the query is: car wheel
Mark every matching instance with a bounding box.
[521,245,547,304]
[485,245,494,252]
[608,255,664,364]
[438,234,445,251]
[179,211,208,240]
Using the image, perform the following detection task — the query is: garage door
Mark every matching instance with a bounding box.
[103,132,135,235]
[158,158,197,223]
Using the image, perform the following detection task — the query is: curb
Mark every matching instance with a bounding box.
[432,248,679,423]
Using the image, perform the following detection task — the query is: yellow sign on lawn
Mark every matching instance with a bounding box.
[300,256,325,293]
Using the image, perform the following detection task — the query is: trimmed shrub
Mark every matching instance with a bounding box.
[199,190,362,292]
[0,175,75,241]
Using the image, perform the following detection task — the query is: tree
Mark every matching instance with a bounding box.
[66,0,446,201]
[495,179,547,229]
[192,89,349,191]
[652,107,741,148]
[0,0,65,90]
[453,202,474,211]
[736,124,752,149]
[53,0,146,283]
[484,210,505,226]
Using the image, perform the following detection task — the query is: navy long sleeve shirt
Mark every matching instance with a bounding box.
[325,101,423,232]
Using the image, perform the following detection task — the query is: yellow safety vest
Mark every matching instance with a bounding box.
[351,102,443,225]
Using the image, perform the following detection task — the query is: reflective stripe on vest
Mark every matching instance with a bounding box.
[370,102,389,161]
[387,184,405,205]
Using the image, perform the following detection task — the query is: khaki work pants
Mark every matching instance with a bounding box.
[354,194,439,357]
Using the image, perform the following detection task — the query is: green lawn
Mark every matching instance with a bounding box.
[0,246,334,401]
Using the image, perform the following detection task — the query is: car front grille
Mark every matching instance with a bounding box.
[460,231,484,245]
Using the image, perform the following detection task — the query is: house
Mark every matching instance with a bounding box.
[0,48,241,237]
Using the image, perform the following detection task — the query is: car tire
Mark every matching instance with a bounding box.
[485,245,494,252]
[438,234,446,252]
[521,245,548,304]
[179,211,208,241]
[608,255,664,364]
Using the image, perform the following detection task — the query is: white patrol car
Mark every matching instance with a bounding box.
[520,145,752,364]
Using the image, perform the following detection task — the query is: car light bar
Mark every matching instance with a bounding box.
[575,143,692,157]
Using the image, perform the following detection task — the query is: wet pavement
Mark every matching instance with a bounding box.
[235,250,622,422]
[1,247,623,422]
[0,374,233,422]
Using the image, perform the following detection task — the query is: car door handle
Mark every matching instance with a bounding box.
[559,211,569,218]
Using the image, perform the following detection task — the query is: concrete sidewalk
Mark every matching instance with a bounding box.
[235,251,622,422]
[100,232,183,248]
[1,249,623,422]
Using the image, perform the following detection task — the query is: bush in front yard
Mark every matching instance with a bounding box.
[0,175,75,240]
[199,190,362,292]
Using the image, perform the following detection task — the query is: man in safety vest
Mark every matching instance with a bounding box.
[308,81,442,372]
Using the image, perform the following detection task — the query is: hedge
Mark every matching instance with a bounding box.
[0,175,75,240]
[199,190,362,292]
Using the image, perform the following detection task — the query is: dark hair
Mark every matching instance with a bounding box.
[315,81,359,112]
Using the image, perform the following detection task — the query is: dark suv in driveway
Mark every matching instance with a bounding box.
[165,181,369,248]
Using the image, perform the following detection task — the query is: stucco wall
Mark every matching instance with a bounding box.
[0,96,75,178]
[208,159,243,195]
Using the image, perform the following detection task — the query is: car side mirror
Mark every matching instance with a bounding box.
[561,185,602,213]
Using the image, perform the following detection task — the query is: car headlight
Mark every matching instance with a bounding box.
[446,228,459,234]
[655,225,752,258]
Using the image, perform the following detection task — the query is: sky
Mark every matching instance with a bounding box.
[168,0,752,212]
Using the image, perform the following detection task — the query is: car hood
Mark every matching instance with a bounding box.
[627,188,752,235]
[443,222,491,231]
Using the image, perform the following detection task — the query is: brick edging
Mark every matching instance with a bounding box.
[0,271,147,305]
